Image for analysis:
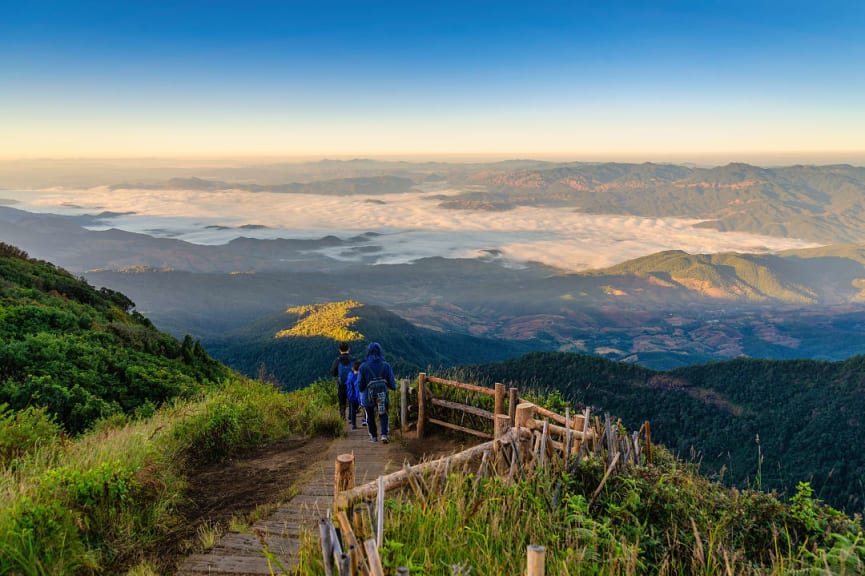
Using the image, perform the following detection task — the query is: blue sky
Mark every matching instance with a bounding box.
[2,0,864,159]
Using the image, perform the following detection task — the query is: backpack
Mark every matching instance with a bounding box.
[337,358,352,387]
[367,364,390,415]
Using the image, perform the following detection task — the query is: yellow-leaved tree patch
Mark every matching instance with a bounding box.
[275,300,364,341]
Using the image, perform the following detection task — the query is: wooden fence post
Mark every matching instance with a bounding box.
[494,382,505,415]
[508,387,518,426]
[400,378,408,432]
[527,544,546,576]
[645,420,652,465]
[417,373,426,439]
[515,402,535,429]
[334,454,355,510]
[494,414,510,439]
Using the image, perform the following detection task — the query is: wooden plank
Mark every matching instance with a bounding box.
[427,417,493,439]
[430,398,495,420]
[426,376,494,396]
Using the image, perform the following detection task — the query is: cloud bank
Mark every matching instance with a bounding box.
[6,187,820,271]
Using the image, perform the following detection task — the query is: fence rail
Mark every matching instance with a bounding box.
[323,373,652,575]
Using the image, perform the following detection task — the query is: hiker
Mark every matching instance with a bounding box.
[330,342,353,421]
[346,359,362,430]
[357,342,397,443]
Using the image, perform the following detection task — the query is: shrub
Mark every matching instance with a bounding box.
[0,404,62,465]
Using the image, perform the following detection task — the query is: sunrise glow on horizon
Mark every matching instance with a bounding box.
[2,1,864,161]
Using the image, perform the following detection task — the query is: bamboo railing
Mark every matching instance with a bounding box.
[320,374,652,575]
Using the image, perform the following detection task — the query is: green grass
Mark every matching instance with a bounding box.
[0,376,341,574]
[369,447,863,575]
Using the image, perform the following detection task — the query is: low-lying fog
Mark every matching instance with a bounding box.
[5,187,820,271]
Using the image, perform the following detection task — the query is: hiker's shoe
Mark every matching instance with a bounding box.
[361,419,367,426]
[368,436,378,443]
[351,425,358,430]
[381,436,389,444]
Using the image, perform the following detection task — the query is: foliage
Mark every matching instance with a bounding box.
[0,403,62,465]
[0,247,230,434]
[276,300,365,341]
[375,445,863,575]
[0,375,340,574]
[471,351,865,514]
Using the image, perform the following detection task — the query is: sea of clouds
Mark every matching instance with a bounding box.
[3,187,820,271]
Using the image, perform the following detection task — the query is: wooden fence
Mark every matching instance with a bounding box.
[322,373,652,575]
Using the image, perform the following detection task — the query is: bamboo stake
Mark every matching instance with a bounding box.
[580,407,590,454]
[527,544,546,576]
[540,421,549,469]
[477,448,490,480]
[591,452,621,504]
[403,462,425,503]
[337,553,350,575]
[376,476,384,549]
[400,379,408,432]
[336,511,361,576]
[352,503,370,542]
[319,518,334,576]
[347,544,358,576]
[330,521,344,565]
[417,373,426,439]
[364,539,385,576]
[645,420,652,465]
[564,408,571,462]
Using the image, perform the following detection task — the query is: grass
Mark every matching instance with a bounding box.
[363,448,864,575]
[0,376,341,574]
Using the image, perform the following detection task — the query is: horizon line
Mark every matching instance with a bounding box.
[2,149,865,166]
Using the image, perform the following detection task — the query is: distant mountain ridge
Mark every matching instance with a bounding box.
[110,174,417,195]
[445,162,865,244]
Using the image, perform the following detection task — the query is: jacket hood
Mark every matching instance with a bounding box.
[367,342,383,359]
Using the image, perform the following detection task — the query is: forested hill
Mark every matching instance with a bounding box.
[0,242,228,434]
[204,300,542,390]
[468,351,865,513]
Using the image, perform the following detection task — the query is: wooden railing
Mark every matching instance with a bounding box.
[323,373,652,576]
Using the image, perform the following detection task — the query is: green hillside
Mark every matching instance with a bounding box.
[468,351,865,514]
[205,300,541,389]
[0,243,228,434]
[580,245,865,304]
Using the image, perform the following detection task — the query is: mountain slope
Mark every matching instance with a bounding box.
[468,351,865,513]
[582,245,865,304]
[0,242,228,434]
[204,300,542,390]
[448,162,865,243]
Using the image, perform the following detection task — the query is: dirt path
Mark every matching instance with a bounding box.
[172,425,464,575]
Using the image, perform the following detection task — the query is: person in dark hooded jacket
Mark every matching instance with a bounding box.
[357,342,397,443]
[330,342,353,421]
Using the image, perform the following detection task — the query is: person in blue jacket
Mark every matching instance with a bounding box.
[357,342,397,443]
[346,360,362,430]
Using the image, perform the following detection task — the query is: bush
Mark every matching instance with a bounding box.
[0,404,62,465]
